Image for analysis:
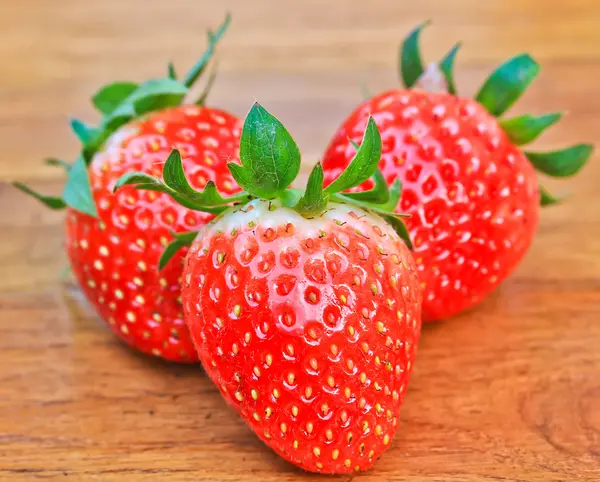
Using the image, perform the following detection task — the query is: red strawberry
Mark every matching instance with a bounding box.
[13,15,243,362]
[119,103,421,473]
[322,23,593,321]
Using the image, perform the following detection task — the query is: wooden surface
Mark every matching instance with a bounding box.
[1,0,599,480]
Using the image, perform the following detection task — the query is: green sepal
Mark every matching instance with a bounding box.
[45,158,72,172]
[128,78,189,115]
[280,188,303,208]
[525,144,593,177]
[343,169,389,204]
[167,62,177,80]
[324,117,381,195]
[12,182,66,210]
[500,112,562,145]
[195,64,218,106]
[439,42,461,95]
[183,12,231,88]
[234,102,301,199]
[70,118,99,146]
[539,186,561,207]
[380,214,413,250]
[475,54,540,116]
[295,163,329,216]
[92,82,138,115]
[101,102,136,132]
[400,20,431,88]
[158,231,198,270]
[63,157,98,217]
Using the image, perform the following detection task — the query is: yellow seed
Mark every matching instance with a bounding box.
[340,411,348,423]
[253,412,260,422]
[375,425,383,436]
[126,312,136,323]
[137,260,147,271]
[368,449,375,458]
[344,387,351,398]
[330,344,338,356]
[291,405,299,417]
[346,359,354,370]
[287,373,296,385]
[383,434,390,445]
[265,407,273,418]
[339,294,347,304]
[99,246,109,256]
[115,289,124,300]
[374,381,382,391]
[375,403,383,414]
[253,366,261,378]
[281,423,287,434]
[313,447,321,457]
[332,449,340,460]
[327,376,335,388]
[305,387,313,398]
[325,429,333,441]
[120,324,129,335]
[358,397,366,409]
[266,354,273,366]
[251,389,258,400]
[135,295,145,305]
[393,390,399,401]
[273,388,280,399]
[244,332,251,343]
[370,283,378,295]
[344,459,351,468]
[316,462,323,470]
[217,252,225,264]
[386,409,393,420]
[310,358,318,370]
[293,440,299,449]
[376,321,385,333]
[347,325,355,336]
[233,305,241,317]
[361,342,369,354]
[375,356,381,365]
[362,421,369,433]
[360,372,367,384]
[306,422,314,434]
[234,391,243,402]
[264,431,271,439]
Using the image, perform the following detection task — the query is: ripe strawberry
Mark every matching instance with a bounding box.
[322,23,593,321]
[13,15,243,362]
[118,103,421,473]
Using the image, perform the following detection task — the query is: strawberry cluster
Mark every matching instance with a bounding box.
[14,17,592,475]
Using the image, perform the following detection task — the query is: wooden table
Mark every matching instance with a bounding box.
[1,1,599,480]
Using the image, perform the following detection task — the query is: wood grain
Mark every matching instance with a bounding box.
[1,0,599,480]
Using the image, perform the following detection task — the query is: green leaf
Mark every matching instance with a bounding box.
[380,178,402,211]
[63,157,97,217]
[324,117,382,195]
[400,21,431,88]
[380,214,413,250]
[92,82,138,115]
[475,54,540,116]
[167,62,177,80]
[235,102,301,199]
[500,112,562,145]
[343,169,389,204]
[12,182,66,210]
[526,144,593,177]
[183,12,231,88]
[194,63,218,106]
[280,188,303,208]
[540,186,561,207]
[45,157,72,172]
[113,172,165,192]
[101,102,136,132]
[439,42,461,95]
[128,78,189,115]
[158,231,198,270]
[70,118,99,146]
[295,163,328,216]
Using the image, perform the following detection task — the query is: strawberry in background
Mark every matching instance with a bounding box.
[13,14,242,362]
[321,23,594,321]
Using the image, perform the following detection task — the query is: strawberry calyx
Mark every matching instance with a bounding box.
[12,13,231,218]
[114,102,412,269]
[399,22,594,204]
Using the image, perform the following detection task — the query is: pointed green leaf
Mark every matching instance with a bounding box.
[500,112,562,145]
[167,62,177,80]
[540,186,561,207]
[195,63,218,106]
[325,117,382,195]
[280,188,303,209]
[295,163,328,216]
[101,102,136,132]
[439,42,461,95]
[475,54,540,116]
[92,82,138,115]
[381,214,413,250]
[128,78,188,115]
[113,171,166,193]
[158,231,198,270]
[526,144,593,177]
[45,158,72,172]
[70,118,99,146]
[236,103,301,199]
[12,182,66,210]
[400,21,431,88]
[183,12,231,88]
[343,169,389,204]
[63,157,97,217]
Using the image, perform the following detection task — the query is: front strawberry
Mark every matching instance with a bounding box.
[116,104,421,473]
[321,23,594,322]
[13,15,242,362]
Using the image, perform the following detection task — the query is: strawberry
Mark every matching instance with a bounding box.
[13,15,243,362]
[322,23,593,321]
[117,103,421,473]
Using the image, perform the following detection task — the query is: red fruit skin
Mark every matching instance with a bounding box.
[182,200,422,473]
[322,90,540,321]
[66,106,242,362]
